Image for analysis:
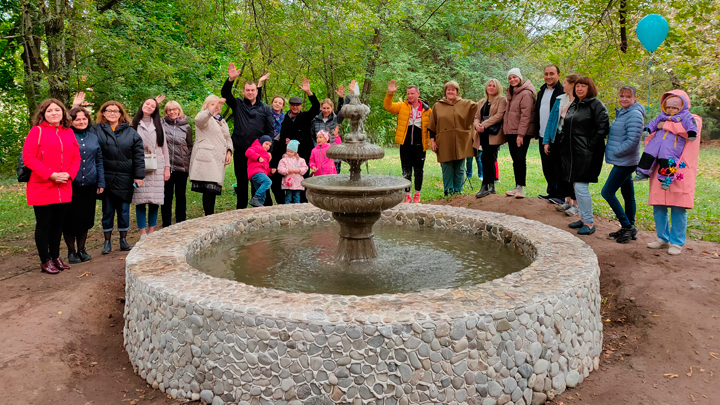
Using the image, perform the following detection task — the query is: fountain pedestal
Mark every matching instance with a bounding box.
[302,94,409,261]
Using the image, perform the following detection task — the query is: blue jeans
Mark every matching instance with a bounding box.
[102,194,130,232]
[466,150,482,179]
[251,173,272,205]
[441,160,465,195]
[136,204,159,229]
[285,190,301,204]
[573,182,594,224]
[601,165,636,227]
[653,205,687,246]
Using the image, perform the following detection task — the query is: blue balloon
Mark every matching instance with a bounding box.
[636,14,669,52]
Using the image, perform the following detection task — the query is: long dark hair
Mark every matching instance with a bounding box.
[131,98,164,147]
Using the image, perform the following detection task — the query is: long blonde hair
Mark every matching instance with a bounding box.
[485,79,503,101]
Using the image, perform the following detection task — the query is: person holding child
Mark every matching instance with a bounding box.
[277,140,308,204]
[309,129,340,176]
[246,135,276,207]
[643,90,702,255]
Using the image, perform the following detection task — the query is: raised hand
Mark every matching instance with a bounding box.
[336,85,345,98]
[258,72,271,86]
[388,80,397,93]
[299,77,311,95]
[72,92,86,108]
[228,62,240,82]
[155,95,166,105]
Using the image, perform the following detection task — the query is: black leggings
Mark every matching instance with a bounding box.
[34,203,69,263]
[399,144,426,192]
[506,134,530,186]
[479,134,500,186]
[202,193,216,216]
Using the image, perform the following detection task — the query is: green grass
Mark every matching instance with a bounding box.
[1,143,719,248]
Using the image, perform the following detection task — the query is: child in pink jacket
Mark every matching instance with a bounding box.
[277,140,308,204]
[309,129,340,176]
[245,135,275,207]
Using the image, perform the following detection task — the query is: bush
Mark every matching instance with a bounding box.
[0,96,30,174]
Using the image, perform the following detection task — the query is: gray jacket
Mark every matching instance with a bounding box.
[161,116,193,172]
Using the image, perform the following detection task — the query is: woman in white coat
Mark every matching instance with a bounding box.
[189,95,234,215]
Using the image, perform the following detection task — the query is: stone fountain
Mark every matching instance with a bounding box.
[301,94,410,262]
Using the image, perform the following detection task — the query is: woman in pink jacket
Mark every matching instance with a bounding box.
[645,90,702,256]
[309,129,340,176]
[22,99,81,274]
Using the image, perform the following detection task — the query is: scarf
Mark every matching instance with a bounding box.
[271,110,284,137]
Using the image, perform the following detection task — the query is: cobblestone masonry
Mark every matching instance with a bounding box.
[124,203,602,405]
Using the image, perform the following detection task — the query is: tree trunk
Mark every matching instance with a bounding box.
[360,0,388,105]
[43,0,71,104]
[619,0,628,53]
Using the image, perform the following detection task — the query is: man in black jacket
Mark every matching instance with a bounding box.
[221,63,274,209]
[534,64,566,204]
[270,77,320,204]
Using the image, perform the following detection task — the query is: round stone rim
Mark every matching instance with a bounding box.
[125,203,599,323]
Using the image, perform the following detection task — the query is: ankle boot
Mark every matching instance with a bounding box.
[102,231,112,254]
[488,183,496,194]
[119,231,133,251]
[475,184,491,199]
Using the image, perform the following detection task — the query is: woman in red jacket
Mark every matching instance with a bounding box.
[22,99,81,274]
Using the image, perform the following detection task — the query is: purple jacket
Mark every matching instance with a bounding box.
[646,93,697,139]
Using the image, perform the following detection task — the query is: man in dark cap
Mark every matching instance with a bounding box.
[221,63,274,208]
[270,77,320,203]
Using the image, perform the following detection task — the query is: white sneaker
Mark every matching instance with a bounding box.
[505,186,518,196]
[514,186,525,198]
[564,205,580,216]
[668,244,682,255]
[647,238,669,249]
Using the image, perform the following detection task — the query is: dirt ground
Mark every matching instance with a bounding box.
[1,196,719,405]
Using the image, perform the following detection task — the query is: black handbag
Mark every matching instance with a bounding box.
[482,116,501,135]
[17,127,41,183]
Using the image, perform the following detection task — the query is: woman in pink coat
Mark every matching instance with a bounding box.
[645,90,702,256]
[22,99,81,274]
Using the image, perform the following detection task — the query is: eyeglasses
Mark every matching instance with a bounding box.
[104,109,120,114]
[167,108,179,112]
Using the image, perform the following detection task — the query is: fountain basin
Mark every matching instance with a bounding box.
[124,204,602,404]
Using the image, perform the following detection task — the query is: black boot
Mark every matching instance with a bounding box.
[102,231,112,254]
[78,248,92,262]
[616,225,638,244]
[68,250,81,264]
[475,184,491,199]
[119,231,133,251]
[488,183,496,195]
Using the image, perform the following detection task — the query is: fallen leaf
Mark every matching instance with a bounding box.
[664,373,679,378]
[77,271,91,278]
[58,311,62,315]
[652,315,660,317]
[686,367,693,377]
[710,352,719,360]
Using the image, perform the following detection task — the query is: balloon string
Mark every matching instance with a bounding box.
[648,52,653,115]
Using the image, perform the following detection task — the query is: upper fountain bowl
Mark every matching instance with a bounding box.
[325,142,385,162]
[302,174,409,214]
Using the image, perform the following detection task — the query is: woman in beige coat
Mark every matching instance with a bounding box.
[473,78,508,198]
[428,81,478,195]
[189,95,233,215]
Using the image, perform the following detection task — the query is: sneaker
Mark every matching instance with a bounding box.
[413,192,421,203]
[668,244,682,255]
[616,226,637,244]
[248,196,263,207]
[505,186,519,197]
[404,193,412,203]
[568,220,583,229]
[548,197,565,205]
[514,186,525,198]
[632,173,650,182]
[68,251,81,264]
[555,202,571,212]
[564,205,580,216]
[538,194,551,201]
[577,224,596,235]
[647,238,670,249]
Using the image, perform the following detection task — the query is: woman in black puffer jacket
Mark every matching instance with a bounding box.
[160,100,193,227]
[557,76,609,236]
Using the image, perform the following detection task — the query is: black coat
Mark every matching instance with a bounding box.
[533,83,565,138]
[557,97,610,184]
[93,122,145,202]
[221,80,274,152]
[271,94,321,167]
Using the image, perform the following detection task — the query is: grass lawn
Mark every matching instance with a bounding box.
[2,141,719,254]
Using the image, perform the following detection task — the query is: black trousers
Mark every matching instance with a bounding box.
[549,144,576,200]
[399,144,426,192]
[34,203,69,263]
[479,135,500,186]
[233,150,250,209]
[539,141,562,198]
[202,193,216,216]
[270,171,285,205]
[162,170,188,227]
[506,134,530,187]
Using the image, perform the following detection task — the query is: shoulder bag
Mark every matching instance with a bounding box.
[17,127,41,182]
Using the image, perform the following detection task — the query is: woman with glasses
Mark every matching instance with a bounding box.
[74,94,145,253]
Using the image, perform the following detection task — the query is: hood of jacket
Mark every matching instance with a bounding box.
[437,96,465,106]
[661,90,691,114]
[616,101,646,118]
[506,80,536,102]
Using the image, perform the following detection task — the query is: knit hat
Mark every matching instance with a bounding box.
[317,130,330,142]
[259,135,273,145]
[287,139,299,152]
[507,68,523,82]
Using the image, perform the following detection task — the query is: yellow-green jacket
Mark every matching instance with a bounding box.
[383,92,432,151]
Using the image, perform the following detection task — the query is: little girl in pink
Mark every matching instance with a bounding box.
[309,129,340,176]
[276,140,308,204]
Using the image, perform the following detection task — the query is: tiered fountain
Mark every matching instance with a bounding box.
[302,93,410,261]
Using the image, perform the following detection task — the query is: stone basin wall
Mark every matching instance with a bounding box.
[124,204,602,405]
